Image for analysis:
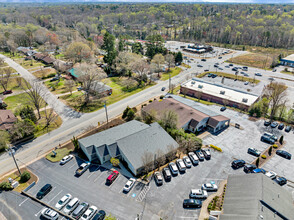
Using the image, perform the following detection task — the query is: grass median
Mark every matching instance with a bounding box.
[46,148,73,162]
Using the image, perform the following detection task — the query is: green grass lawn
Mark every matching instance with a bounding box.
[45,78,78,94]
[0,52,24,59]
[45,148,72,162]
[17,59,44,69]
[4,93,31,112]
[34,110,63,137]
[0,77,28,93]
[32,68,56,79]
[161,67,182,81]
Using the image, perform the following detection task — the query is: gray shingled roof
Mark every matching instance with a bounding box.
[220,174,294,220]
[116,122,179,171]
[79,120,149,149]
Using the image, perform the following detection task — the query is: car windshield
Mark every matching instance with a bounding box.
[58,200,64,205]
[66,204,72,209]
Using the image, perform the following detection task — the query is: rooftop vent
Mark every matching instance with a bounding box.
[220,90,225,95]
[198,85,203,89]
[242,98,248,103]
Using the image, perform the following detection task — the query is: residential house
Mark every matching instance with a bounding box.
[0,110,17,130]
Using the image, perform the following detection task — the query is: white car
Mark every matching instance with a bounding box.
[189,189,208,199]
[188,152,199,165]
[63,197,80,215]
[60,155,74,165]
[201,183,218,192]
[169,162,179,175]
[123,178,136,192]
[41,208,59,220]
[55,193,72,210]
[183,156,192,168]
[265,171,277,180]
[80,205,97,220]
[176,159,186,172]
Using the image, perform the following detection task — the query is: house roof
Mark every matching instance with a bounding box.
[220,174,294,220]
[33,53,45,59]
[142,98,209,128]
[90,81,112,93]
[0,110,17,130]
[207,115,230,128]
[116,122,179,171]
[42,56,55,64]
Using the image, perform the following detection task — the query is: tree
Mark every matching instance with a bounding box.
[165,54,175,71]
[268,146,272,156]
[265,82,287,121]
[65,42,92,63]
[279,135,284,144]
[159,110,178,130]
[110,157,120,167]
[141,151,154,173]
[0,130,10,153]
[151,54,165,73]
[18,106,37,123]
[20,171,31,183]
[130,59,150,82]
[102,32,117,66]
[76,63,107,105]
[9,119,36,143]
[175,51,183,64]
[43,107,58,130]
[64,80,75,95]
[143,109,157,124]
[256,157,260,168]
[132,42,143,55]
[0,68,12,92]
[0,57,5,66]
[115,52,139,76]
[118,38,125,52]
[71,136,79,151]
[166,144,177,162]
[21,80,45,120]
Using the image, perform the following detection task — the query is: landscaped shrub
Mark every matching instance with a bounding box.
[20,171,31,183]
[256,157,260,167]
[110,157,120,167]
[149,100,153,103]
[160,95,164,99]
[268,146,272,156]
[272,144,278,149]
[210,144,223,152]
[261,154,267,159]
[0,182,13,191]
[279,135,284,144]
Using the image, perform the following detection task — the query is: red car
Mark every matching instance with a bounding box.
[106,170,119,185]
[3,90,12,95]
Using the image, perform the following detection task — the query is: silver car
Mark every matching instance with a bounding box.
[201,183,218,192]
[183,156,192,168]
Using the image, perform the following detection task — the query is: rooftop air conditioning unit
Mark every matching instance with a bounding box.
[242,98,248,103]
[198,85,203,89]
[220,91,225,95]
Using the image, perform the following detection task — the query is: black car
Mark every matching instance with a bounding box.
[260,135,275,144]
[270,122,278,128]
[247,148,261,157]
[36,184,52,199]
[243,164,257,173]
[220,106,226,112]
[201,59,206,61]
[218,56,222,59]
[232,67,238,71]
[214,64,218,68]
[197,64,203,67]
[276,150,292,160]
[183,199,202,208]
[211,74,217,78]
[278,123,284,130]
[285,125,292,132]
[276,177,287,186]
[204,69,209,72]
[162,167,172,181]
[264,120,271,126]
[208,73,213,77]
[195,150,205,161]
[161,87,166,91]
[229,64,233,66]
[92,210,106,220]
[231,160,245,169]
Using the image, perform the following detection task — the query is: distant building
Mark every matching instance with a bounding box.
[220,174,294,220]
[0,110,17,130]
[142,95,230,133]
[90,81,112,96]
[180,78,259,110]
[280,54,294,67]
[78,120,179,176]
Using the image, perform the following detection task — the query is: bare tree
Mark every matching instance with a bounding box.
[64,79,75,95]
[155,149,166,169]
[141,151,154,173]
[0,57,5,66]
[159,110,178,130]
[0,68,12,91]
[166,144,177,162]
[21,80,46,119]
[130,59,150,81]
[151,54,165,74]
[65,42,92,63]
[165,54,175,71]
[43,107,58,131]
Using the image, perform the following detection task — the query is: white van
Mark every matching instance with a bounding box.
[190,189,208,199]
[176,159,186,172]
[63,197,80,214]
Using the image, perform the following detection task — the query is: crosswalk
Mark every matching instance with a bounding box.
[136,184,151,202]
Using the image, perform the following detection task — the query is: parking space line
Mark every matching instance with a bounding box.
[69,163,76,169]
[19,197,29,207]
[48,189,63,204]
[87,166,100,179]
[94,171,105,183]
[35,208,45,217]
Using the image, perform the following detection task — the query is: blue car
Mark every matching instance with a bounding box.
[253,168,266,174]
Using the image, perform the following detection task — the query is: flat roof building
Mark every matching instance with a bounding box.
[280,54,294,67]
[180,78,259,110]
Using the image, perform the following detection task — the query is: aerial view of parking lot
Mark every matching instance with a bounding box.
[1,1,294,220]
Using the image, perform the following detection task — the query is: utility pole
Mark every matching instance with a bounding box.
[169,72,171,93]
[104,101,109,128]
[7,146,21,176]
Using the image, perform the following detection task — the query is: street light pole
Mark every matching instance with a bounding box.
[7,146,21,176]
[169,72,171,93]
[104,101,109,128]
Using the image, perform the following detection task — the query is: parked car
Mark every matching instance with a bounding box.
[232,67,238,71]
[243,66,248,71]
[162,167,172,181]
[154,171,163,185]
[63,197,80,215]
[243,164,257,173]
[263,132,278,141]
[202,149,211,160]
[92,210,106,220]
[270,121,278,128]
[204,69,209,72]
[201,59,206,61]
[229,64,233,66]
[211,74,217,78]
[123,178,136,192]
[195,150,205,161]
[188,152,199,165]
[201,183,218,192]
[247,148,261,157]
[265,171,277,180]
[176,159,187,172]
[183,156,192,168]
[55,194,72,210]
[225,65,230,68]
[189,189,208,199]
[244,81,249,85]
[169,162,179,175]
[285,125,292,132]
[214,64,218,68]
[161,87,166,91]
[264,120,271,126]
[183,199,202,208]
[220,106,226,112]
[197,64,203,67]
[260,135,275,144]
[208,73,213,77]
[72,202,89,219]
[60,155,73,165]
[36,184,52,199]
[231,160,245,169]
[253,168,266,174]
[244,73,249,77]
[218,67,223,70]
[80,205,97,220]
[255,73,262,76]
[272,69,277,72]
[50,76,60,82]
[106,170,119,185]
[75,162,90,176]
[41,208,59,220]
[276,150,292,160]
[278,123,285,130]
[276,177,287,186]
[3,90,12,95]
[218,56,222,59]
